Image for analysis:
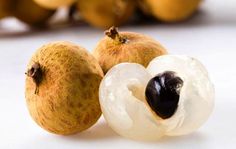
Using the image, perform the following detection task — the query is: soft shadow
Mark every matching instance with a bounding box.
[0,21,88,39]
[142,132,209,149]
[160,132,207,143]
[63,122,119,141]
[118,131,208,144]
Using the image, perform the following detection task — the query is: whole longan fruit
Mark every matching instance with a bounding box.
[33,0,76,9]
[93,27,167,73]
[0,0,14,19]
[139,0,202,22]
[25,41,104,135]
[77,0,136,29]
[13,0,55,27]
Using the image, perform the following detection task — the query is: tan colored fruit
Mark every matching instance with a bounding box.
[77,0,136,29]
[25,41,104,135]
[139,0,202,22]
[13,0,55,26]
[93,27,168,74]
[0,0,13,19]
[33,0,76,9]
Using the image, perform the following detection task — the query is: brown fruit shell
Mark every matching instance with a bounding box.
[25,41,104,135]
[0,0,14,19]
[93,29,168,73]
[139,0,202,22]
[33,0,76,9]
[77,0,136,29]
[13,0,55,26]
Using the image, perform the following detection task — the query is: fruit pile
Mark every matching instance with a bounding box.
[1,0,202,28]
[25,27,214,140]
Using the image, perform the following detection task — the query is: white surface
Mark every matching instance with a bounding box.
[0,0,236,148]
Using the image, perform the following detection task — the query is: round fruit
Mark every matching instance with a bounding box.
[13,0,55,26]
[0,0,13,19]
[99,55,214,140]
[33,0,76,9]
[93,27,167,73]
[25,41,104,135]
[139,0,202,22]
[77,0,136,29]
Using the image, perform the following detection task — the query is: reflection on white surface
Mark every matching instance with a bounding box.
[0,0,236,148]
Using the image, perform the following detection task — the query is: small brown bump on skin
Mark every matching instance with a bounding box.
[83,113,90,125]
[41,110,50,120]
[76,114,81,121]
[60,118,72,126]
[82,73,90,80]
[67,110,72,115]
[77,103,83,108]
[40,118,47,127]
[79,78,87,87]
[48,100,55,112]
[68,101,75,108]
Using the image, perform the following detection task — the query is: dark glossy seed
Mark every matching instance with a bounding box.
[145,71,183,119]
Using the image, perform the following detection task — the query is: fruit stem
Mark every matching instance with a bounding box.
[25,63,43,94]
[105,26,127,44]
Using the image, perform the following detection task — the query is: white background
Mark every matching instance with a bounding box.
[0,0,236,148]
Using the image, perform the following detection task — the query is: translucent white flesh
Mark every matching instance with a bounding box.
[99,63,165,140]
[99,55,215,140]
[147,55,214,136]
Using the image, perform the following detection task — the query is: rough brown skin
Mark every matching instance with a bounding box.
[77,0,136,29]
[25,41,104,135]
[0,0,14,19]
[13,0,55,27]
[33,0,76,9]
[93,27,168,74]
[138,0,202,22]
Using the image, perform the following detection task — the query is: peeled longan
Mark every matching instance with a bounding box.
[13,0,55,26]
[139,0,202,22]
[99,55,214,140]
[0,0,13,19]
[77,0,136,29]
[33,0,76,9]
[93,27,167,73]
[25,41,104,135]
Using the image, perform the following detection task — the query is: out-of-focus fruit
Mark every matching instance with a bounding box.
[77,0,136,29]
[0,0,13,19]
[139,0,202,22]
[33,0,76,9]
[13,0,55,27]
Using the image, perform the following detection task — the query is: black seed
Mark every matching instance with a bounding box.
[145,71,183,119]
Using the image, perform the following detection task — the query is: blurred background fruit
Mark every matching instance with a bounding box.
[12,0,56,27]
[0,0,204,29]
[77,0,136,29]
[33,0,76,9]
[0,0,14,19]
[138,0,202,22]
